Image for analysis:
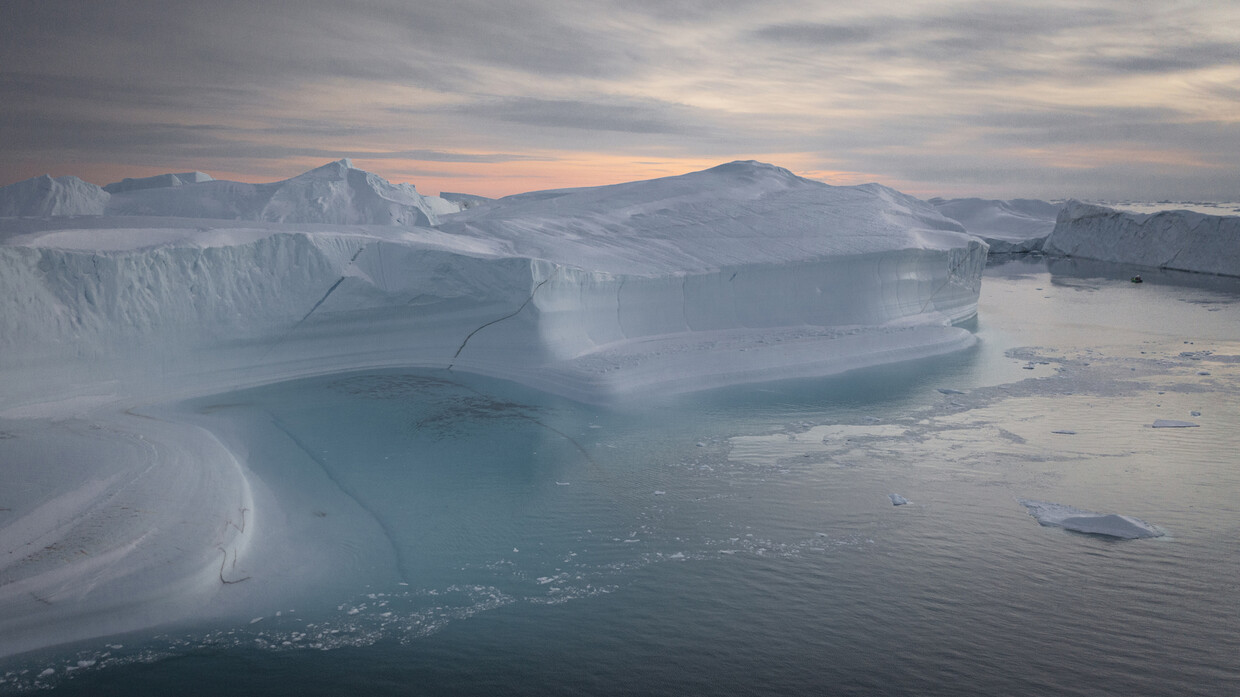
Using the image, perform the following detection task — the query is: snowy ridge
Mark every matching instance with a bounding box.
[930,197,1061,253]
[1044,201,1240,277]
[0,175,110,217]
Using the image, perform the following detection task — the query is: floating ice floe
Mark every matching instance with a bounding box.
[1018,499,1164,539]
[1152,420,1199,428]
[889,494,910,506]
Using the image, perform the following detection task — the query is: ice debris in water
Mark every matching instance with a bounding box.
[1018,499,1164,539]
[889,494,910,506]
[1152,419,1199,428]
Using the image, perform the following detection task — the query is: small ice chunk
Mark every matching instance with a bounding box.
[653,490,666,496]
[1190,411,1202,417]
[1152,419,1198,428]
[937,388,964,395]
[38,669,55,678]
[1051,430,1077,435]
[1019,499,1163,539]
[555,481,571,486]
[888,493,909,506]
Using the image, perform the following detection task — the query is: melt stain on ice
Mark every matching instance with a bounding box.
[1018,499,1164,539]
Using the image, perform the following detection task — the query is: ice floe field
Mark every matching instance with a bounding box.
[1,163,1238,695]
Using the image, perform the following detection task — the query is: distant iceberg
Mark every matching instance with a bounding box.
[930,197,1061,254]
[103,171,214,194]
[1044,201,1240,277]
[102,158,442,226]
[0,175,110,217]
[1018,499,1164,539]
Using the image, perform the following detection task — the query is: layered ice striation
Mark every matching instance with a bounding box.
[0,160,987,408]
[930,197,1061,254]
[1044,201,1240,277]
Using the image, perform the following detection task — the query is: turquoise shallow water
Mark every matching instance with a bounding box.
[6,258,1240,695]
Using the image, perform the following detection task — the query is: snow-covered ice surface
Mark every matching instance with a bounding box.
[930,197,1061,253]
[1045,201,1240,277]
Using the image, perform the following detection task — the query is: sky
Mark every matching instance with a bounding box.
[2,0,1238,200]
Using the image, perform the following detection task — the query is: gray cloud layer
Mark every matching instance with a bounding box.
[2,0,1237,199]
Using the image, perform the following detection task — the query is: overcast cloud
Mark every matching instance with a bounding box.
[1,0,1237,199]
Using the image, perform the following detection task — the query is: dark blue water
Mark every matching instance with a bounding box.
[7,259,1240,695]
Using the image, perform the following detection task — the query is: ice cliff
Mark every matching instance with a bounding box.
[930,198,1061,253]
[0,160,986,408]
[1044,201,1240,277]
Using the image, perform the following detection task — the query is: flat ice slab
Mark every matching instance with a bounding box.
[1152,419,1199,428]
[1018,499,1164,539]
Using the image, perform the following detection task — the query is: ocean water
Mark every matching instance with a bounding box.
[6,257,1240,695]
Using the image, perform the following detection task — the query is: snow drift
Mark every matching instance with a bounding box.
[930,198,1060,253]
[1044,201,1240,277]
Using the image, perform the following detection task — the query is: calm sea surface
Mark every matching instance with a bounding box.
[7,257,1240,695]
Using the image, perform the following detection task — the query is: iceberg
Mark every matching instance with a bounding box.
[0,159,987,658]
[0,175,110,217]
[103,171,214,194]
[930,197,1061,254]
[102,159,442,226]
[1044,201,1240,277]
[0,160,987,408]
[1018,499,1164,539]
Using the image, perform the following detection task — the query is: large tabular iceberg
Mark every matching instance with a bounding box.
[1044,201,1240,277]
[0,160,985,658]
[0,160,986,408]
